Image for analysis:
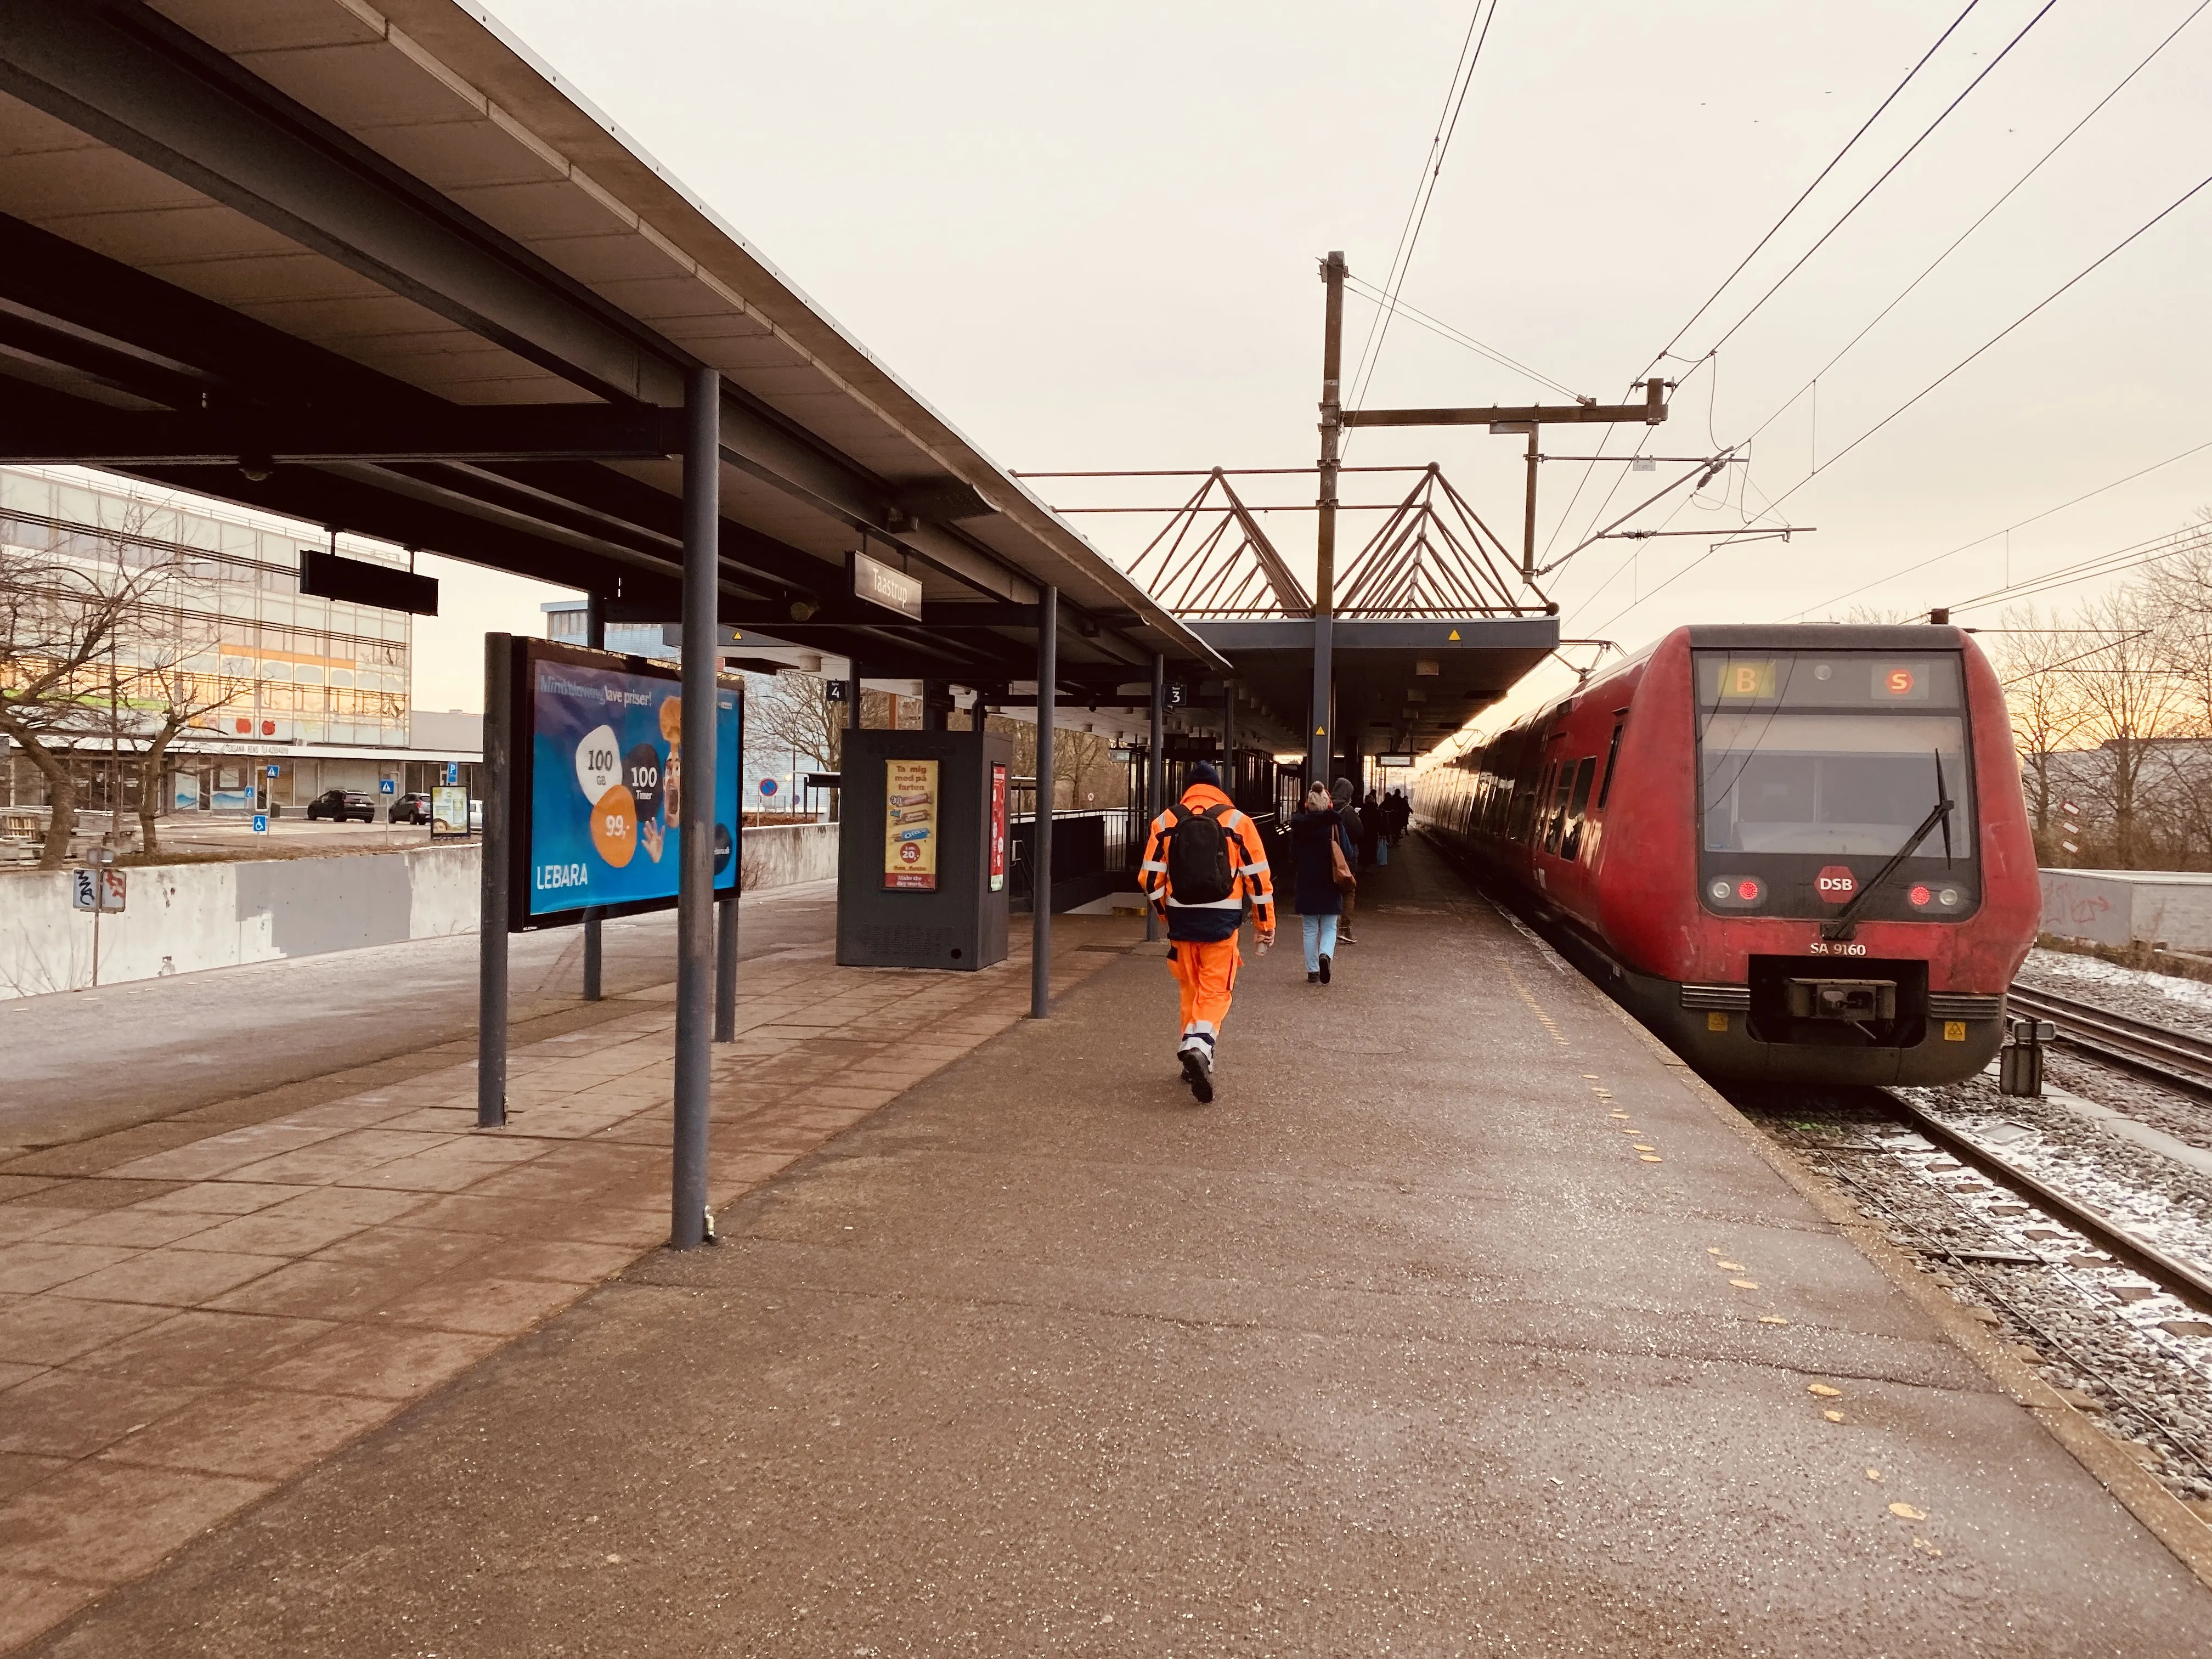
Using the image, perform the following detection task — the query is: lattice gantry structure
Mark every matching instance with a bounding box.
[1333,466,1549,619]
[1120,471,1313,619]
[1116,465,1548,624]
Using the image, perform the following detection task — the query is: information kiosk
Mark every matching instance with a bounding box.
[836,728,1013,970]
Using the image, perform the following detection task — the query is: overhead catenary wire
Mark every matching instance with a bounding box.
[1950,522,2212,613]
[1700,0,2061,359]
[1579,163,2212,639]
[1544,1,1995,564]
[1342,0,1502,430]
[1650,0,1988,367]
[1339,273,1585,403]
[1739,0,2209,461]
[1791,437,2212,619]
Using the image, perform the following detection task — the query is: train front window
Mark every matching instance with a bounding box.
[1695,652,1974,857]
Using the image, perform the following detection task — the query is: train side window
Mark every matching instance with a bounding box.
[1510,758,1543,843]
[1519,760,1551,845]
[1560,756,1599,862]
[1542,763,1574,855]
[1595,721,1624,809]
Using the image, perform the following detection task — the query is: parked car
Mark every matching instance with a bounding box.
[388,792,432,825]
[305,788,377,823]
[469,798,483,833]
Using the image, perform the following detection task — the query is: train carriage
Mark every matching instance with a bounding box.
[1419,623,2041,1085]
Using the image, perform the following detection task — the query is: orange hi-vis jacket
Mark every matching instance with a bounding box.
[1139,782,1274,944]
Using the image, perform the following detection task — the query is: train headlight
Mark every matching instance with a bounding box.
[1909,884,1931,907]
[1709,876,1762,907]
[1736,878,1762,901]
[1938,886,1961,907]
[1709,879,1730,901]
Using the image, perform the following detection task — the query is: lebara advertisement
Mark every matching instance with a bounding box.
[527,658,740,921]
[883,758,939,891]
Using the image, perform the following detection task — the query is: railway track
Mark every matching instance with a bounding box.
[1874,1086,2212,1316]
[2007,981,2212,1103]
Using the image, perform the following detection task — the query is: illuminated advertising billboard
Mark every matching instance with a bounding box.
[508,640,742,929]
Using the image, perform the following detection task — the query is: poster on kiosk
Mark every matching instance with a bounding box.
[507,639,743,930]
[884,759,939,891]
[836,727,1012,971]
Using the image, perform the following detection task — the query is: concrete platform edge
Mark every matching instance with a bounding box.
[1570,945,2212,1591]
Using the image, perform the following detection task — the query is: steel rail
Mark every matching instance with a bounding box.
[1876,1088,2212,1317]
[2007,983,2212,1104]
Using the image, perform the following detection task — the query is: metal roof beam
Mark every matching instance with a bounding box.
[0,402,684,465]
[0,2,683,407]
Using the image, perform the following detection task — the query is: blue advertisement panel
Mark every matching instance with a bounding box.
[517,645,741,927]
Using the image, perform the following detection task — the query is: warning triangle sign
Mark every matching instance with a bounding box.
[1316,725,1326,735]
[1448,629,1460,641]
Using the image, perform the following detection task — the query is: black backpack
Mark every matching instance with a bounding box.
[1164,802,1235,904]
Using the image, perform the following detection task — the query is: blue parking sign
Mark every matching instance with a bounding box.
[443,761,459,786]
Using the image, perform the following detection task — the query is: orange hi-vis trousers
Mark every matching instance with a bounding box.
[1166,935,1242,1056]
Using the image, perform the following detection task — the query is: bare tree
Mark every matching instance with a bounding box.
[0,537,148,867]
[2070,587,2192,867]
[126,611,245,856]
[2143,516,2212,733]
[1991,605,2092,851]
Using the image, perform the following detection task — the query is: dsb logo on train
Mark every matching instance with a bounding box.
[1815,865,1857,902]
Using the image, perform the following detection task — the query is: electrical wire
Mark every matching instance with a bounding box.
[1339,274,1584,401]
[1950,522,2210,612]
[1578,163,2212,637]
[1651,0,1988,366]
[1739,0,2208,459]
[1343,0,1502,427]
[1790,437,2212,618]
[1701,0,2061,358]
[1546,1,1993,564]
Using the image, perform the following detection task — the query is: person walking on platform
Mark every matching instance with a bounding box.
[1289,783,1356,986]
[1359,789,1386,868]
[1139,760,1274,1104]
[1386,787,1410,845]
[1331,777,1363,943]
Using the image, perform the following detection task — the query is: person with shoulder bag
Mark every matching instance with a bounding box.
[1331,777,1363,943]
[1289,783,1356,985]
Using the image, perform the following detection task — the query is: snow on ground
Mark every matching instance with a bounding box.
[2019,946,2212,1037]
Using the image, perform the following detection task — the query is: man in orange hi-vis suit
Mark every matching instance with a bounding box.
[1139,760,1274,1103]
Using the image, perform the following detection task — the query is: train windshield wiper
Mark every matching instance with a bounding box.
[1821,751,1954,941]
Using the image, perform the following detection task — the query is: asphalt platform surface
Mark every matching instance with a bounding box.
[27,839,2212,1655]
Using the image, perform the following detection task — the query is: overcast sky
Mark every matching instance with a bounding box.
[417,0,2212,735]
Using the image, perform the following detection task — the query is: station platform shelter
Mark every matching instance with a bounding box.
[3,838,2208,1654]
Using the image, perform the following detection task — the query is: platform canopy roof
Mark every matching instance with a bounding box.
[0,0,1224,692]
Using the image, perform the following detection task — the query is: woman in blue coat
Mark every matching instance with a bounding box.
[1288,783,1356,985]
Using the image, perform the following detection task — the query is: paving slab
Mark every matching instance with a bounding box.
[13,838,2209,1655]
[0,894,1127,1654]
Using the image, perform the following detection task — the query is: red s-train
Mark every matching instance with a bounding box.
[1417,624,2040,1085]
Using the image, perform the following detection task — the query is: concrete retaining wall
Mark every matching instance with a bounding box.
[0,822,838,999]
[2039,867,2212,951]
[742,821,838,891]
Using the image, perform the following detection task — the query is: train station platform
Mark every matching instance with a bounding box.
[10,839,2212,1653]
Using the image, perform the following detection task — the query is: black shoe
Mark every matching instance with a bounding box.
[1306,970,1320,984]
[1179,1046,1215,1104]
[1319,953,1331,985]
